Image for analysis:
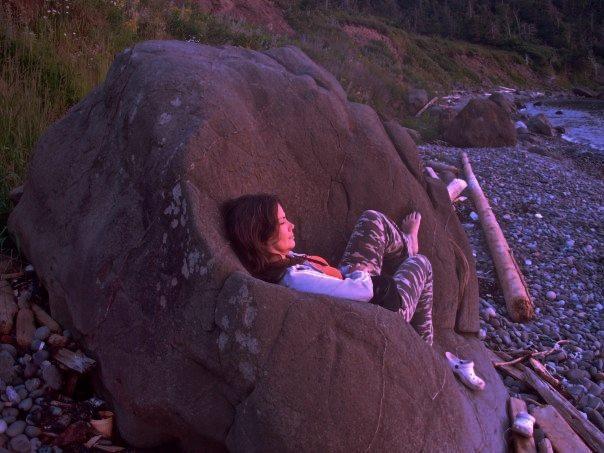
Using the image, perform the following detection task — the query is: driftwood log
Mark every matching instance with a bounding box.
[0,283,17,335]
[508,397,537,453]
[461,152,534,322]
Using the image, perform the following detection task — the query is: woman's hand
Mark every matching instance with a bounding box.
[341,263,369,276]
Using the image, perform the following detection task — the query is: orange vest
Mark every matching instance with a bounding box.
[304,255,344,280]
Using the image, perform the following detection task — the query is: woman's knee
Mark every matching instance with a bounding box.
[409,254,432,273]
[358,210,389,227]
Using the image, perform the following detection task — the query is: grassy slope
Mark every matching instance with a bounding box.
[0,0,578,250]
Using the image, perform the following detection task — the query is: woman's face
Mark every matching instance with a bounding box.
[266,203,295,259]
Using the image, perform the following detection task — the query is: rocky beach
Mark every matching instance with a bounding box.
[419,132,604,435]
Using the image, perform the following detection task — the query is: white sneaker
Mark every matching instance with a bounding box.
[445,351,486,391]
[512,412,536,437]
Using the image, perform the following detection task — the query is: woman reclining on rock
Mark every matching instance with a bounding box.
[223,194,434,346]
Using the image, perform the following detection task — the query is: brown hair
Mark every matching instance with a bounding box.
[222,194,304,282]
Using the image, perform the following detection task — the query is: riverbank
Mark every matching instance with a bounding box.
[419,136,604,433]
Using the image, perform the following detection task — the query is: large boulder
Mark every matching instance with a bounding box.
[444,99,517,147]
[8,41,507,451]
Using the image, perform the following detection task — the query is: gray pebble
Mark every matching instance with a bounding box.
[32,350,49,367]
[8,434,29,452]
[6,420,26,437]
[29,437,41,451]
[29,389,44,399]
[49,406,62,416]
[0,420,6,434]
[4,387,20,404]
[34,326,50,342]
[41,363,62,391]
[29,339,44,352]
[546,291,557,300]
[0,345,16,358]
[24,379,40,393]
[17,398,32,412]
[22,363,37,380]
[23,425,40,438]
[16,388,27,400]
[587,408,604,431]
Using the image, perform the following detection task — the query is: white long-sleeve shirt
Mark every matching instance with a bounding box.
[279,255,374,301]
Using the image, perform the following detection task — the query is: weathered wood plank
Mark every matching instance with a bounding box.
[524,367,604,452]
[530,405,590,453]
[54,348,96,373]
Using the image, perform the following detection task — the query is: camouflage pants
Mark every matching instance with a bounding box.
[339,210,434,346]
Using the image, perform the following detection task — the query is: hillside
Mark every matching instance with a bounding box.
[1,0,602,248]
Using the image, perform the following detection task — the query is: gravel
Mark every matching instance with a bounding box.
[420,135,603,421]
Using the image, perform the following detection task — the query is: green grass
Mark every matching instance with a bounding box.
[0,1,582,253]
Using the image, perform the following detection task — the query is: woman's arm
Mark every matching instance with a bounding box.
[280,267,373,302]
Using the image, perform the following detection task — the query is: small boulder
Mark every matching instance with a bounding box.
[444,99,517,147]
[527,114,555,136]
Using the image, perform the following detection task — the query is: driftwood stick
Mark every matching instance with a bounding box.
[425,160,459,174]
[415,96,438,117]
[447,178,467,201]
[31,304,61,333]
[461,152,534,322]
[424,167,440,179]
[493,340,569,367]
[523,367,604,452]
[0,272,24,280]
[528,358,560,389]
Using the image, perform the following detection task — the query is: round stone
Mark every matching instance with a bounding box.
[18,398,32,412]
[24,379,40,393]
[8,434,29,452]
[34,326,51,342]
[6,420,26,437]
[0,419,6,434]
[24,425,40,438]
[546,291,557,301]
[32,350,49,366]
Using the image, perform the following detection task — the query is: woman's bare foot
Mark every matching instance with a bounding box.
[400,212,421,256]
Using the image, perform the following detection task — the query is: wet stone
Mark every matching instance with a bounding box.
[8,434,29,452]
[6,420,26,437]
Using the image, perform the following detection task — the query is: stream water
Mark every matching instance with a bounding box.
[523,98,604,153]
